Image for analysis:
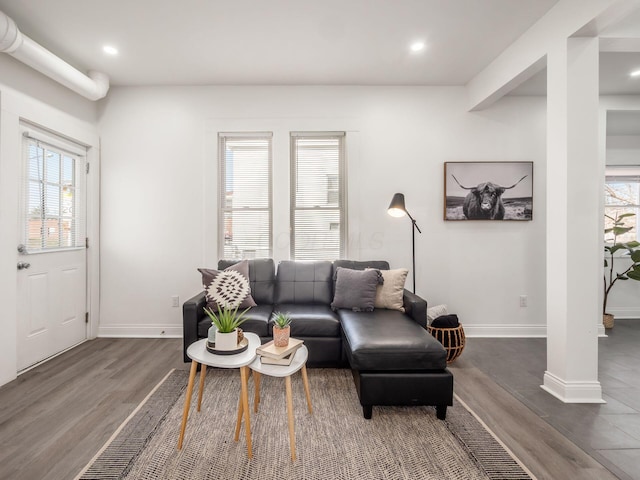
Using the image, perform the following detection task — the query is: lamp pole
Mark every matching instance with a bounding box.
[387,193,422,294]
[406,211,421,294]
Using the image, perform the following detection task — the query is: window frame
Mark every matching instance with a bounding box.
[290,131,347,260]
[604,165,640,247]
[217,132,273,260]
[21,130,87,253]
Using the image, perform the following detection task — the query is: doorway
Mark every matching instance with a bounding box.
[16,126,88,371]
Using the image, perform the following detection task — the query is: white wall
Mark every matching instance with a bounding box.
[0,56,99,387]
[97,86,547,337]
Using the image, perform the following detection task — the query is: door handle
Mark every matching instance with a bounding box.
[17,262,31,270]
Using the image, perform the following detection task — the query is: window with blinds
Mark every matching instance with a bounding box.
[605,166,640,244]
[291,132,346,260]
[21,131,86,252]
[218,133,272,260]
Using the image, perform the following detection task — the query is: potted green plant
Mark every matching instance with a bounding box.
[204,305,248,350]
[603,212,640,328]
[272,311,292,347]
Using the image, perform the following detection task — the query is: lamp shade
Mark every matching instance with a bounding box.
[388,193,407,218]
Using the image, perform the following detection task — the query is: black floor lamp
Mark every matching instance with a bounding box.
[387,193,422,293]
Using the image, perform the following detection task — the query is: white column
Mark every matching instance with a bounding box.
[543,37,604,403]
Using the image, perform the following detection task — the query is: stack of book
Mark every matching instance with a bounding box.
[256,338,304,366]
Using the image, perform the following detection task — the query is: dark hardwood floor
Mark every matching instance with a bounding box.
[0,325,636,480]
[0,338,187,480]
[457,319,640,480]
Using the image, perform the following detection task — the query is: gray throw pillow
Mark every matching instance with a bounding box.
[331,267,383,312]
[198,260,257,311]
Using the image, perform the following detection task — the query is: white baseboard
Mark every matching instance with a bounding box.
[98,322,609,339]
[606,307,640,319]
[463,324,546,337]
[98,324,182,338]
[541,371,605,403]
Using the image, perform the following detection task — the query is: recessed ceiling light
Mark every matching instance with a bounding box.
[103,45,119,56]
[410,41,425,53]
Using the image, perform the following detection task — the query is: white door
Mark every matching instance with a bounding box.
[16,132,88,371]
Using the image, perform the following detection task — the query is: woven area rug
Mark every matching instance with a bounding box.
[77,369,533,480]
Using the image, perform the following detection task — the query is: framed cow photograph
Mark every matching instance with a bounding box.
[444,161,533,221]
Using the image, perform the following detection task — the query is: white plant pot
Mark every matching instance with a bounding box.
[216,329,238,351]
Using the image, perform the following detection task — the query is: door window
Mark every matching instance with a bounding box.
[22,132,86,252]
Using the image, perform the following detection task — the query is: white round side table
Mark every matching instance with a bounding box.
[178,333,260,458]
[248,345,312,461]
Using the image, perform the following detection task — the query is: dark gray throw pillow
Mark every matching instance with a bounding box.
[331,267,383,312]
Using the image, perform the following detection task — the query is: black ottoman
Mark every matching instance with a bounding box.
[339,310,454,419]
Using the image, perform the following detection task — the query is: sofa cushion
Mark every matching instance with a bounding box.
[275,261,333,305]
[199,304,272,338]
[273,304,341,337]
[331,267,382,312]
[368,268,408,312]
[339,309,447,371]
[219,259,275,305]
[198,260,257,310]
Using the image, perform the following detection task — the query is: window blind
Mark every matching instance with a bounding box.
[21,130,87,252]
[218,133,272,260]
[291,132,346,260]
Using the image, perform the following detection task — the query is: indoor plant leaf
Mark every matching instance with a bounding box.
[613,226,633,236]
[626,269,640,281]
[631,250,640,263]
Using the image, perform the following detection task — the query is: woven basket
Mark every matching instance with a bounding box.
[603,314,614,329]
[428,324,466,364]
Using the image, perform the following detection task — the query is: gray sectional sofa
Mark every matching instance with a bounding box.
[183,259,453,419]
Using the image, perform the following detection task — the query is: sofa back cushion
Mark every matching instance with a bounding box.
[218,259,275,305]
[275,260,333,305]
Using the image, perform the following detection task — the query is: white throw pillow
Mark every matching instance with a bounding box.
[367,268,408,312]
[427,304,448,323]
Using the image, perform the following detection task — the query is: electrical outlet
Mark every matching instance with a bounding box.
[171,295,180,307]
[519,295,528,307]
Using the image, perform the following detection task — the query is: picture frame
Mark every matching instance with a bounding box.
[444,161,533,221]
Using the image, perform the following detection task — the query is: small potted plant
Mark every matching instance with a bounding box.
[604,212,640,328]
[272,311,292,347]
[204,305,248,350]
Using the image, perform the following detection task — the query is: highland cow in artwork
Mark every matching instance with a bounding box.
[451,175,528,220]
[444,162,533,221]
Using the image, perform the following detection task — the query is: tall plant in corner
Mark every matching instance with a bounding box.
[603,212,640,322]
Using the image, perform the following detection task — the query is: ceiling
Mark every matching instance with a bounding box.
[0,0,561,86]
[3,0,640,101]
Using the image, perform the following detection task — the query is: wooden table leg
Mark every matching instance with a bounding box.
[234,390,244,441]
[197,364,207,412]
[178,360,199,450]
[240,366,253,459]
[253,370,261,413]
[285,375,296,461]
[301,365,313,414]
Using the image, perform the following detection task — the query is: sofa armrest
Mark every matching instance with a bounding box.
[183,291,207,362]
[403,289,427,328]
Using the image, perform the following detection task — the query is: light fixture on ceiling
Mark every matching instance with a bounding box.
[103,45,118,56]
[630,69,640,78]
[410,41,425,53]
